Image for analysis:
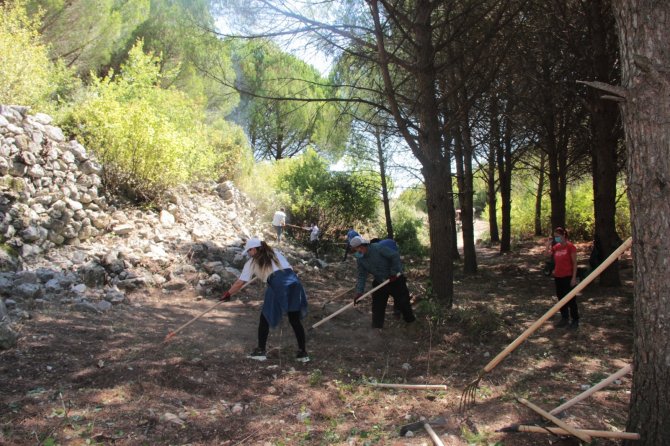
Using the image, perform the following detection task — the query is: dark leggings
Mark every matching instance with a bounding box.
[554,276,579,321]
[257,311,306,351]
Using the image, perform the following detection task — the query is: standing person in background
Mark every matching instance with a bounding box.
[221,238,310,362]
[309,223,320,258]
[547,227,580,329]
[272,208,286,242]
[349,236,415,330]
[342,227,360,261]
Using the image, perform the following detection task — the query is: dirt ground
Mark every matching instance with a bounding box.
[0,239,634,446]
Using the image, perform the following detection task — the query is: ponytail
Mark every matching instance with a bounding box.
[251,241,280,280]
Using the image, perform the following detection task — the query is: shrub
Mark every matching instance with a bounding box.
[63,40,249,202]
[0,1,76,110]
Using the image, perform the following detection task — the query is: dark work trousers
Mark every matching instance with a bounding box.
[554,276,579,321]
[371,275,416,328]
[258,311,306,351]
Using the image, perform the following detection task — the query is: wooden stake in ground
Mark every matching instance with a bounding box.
[459,237,632,410]
[517,398,592,443]
[163,277,258,342]
[498,424,640,440]
[311,278,392,329]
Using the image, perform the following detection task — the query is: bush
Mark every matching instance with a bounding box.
[63,40,249,202]
[0,1,76,110]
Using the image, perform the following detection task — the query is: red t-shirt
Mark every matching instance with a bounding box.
[552,242,576,278]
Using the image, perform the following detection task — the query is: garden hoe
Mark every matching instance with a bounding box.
[163,276,258,343]
[459,237,632,411]
[399,417,447,445]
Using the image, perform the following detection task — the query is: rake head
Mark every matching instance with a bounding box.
[459,375,482,412]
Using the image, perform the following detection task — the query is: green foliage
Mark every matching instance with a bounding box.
[389,201,427,256]
[232,40,349,160]
[0,1,77,109]
[277,150,380,236]
[63,40,249,202]
[26,0,149,78]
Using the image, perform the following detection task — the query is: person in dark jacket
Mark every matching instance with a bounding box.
[349,236,415,329]
[221,238,310,362]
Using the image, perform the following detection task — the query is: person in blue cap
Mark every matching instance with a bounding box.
[221,238,309,362]
[349,236,415,329]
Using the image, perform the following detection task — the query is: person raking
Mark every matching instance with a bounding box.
[349,236,415,330]
[221,238,310,362]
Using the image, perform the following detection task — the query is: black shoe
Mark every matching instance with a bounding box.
[295,350,310,363]
[568,320,580,330]
[248,348,267,361]
[554,318,569,328]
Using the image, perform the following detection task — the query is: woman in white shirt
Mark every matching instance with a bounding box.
[221,238,309,362]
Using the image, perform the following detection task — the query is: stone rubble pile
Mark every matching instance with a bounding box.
[0,105,325,349]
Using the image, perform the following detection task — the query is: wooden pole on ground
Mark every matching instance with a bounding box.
[517,398,592,443]
[499,424,640,440]
[366,383,447,390]
[550,364,632,415]
[423,422,445,446]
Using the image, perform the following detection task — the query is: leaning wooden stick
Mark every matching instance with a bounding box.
[498,424,640,440]
[517,398,592,443]
[163,277,258,342]
[460,237,632,410]
[550,363,632,415]
[311,278,391,329]
[366,383,448,390]
[423,422,445,446]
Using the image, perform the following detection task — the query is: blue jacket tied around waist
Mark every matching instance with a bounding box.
[262,269,308,328]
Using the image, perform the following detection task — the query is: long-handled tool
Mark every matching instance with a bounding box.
[311,278,392,329]
[498,425,640,440]
[459,237,632,411]
[550,363,631,415]
[517,398,592,443]
[163,277,258,343]
[399,417,447,437]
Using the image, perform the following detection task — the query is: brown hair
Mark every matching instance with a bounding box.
[251,241,280,280]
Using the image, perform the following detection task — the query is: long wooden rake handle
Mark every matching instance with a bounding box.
[481,237,632,374]
[423,422,445,446]
[550,363,631,415]
[500,425,640,440]
[518,398,592,443]
[311,278,392,329]
[163,277,258,342]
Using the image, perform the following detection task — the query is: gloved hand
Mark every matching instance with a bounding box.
[388,274,399,283]
[220,291,232,302]
[353,292,363,305]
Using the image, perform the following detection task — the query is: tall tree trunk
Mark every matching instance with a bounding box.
[498,104,513,253]
[375,128,394,239]
[488,96,500,243]
[535,153,546,236]
[586,0,622,286]
[612,2,670,445]
[424,164,455,308]
[454,121,477,273]
[369,0,454,305]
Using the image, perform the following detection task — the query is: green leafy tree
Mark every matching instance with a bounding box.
[26,0,149,78]
[0,1,75,109]
[277,149,379,238]
[232,40,348,160]
[64,40,249,202]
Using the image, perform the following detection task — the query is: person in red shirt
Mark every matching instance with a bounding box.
[547,227,579,329]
